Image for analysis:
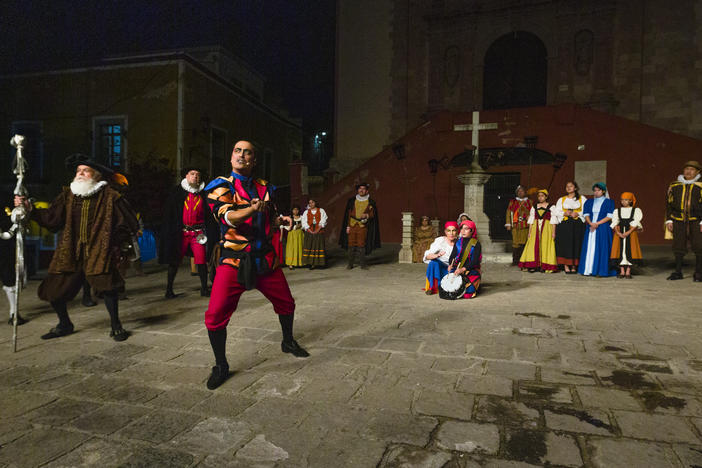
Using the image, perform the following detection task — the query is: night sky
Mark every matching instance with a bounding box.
[0,0,335,138]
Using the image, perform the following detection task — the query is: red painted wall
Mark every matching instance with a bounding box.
[316,106,702,246]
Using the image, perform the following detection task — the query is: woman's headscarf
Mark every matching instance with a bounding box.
[592,182,607,193]
[459,219,478,239]
[444,221,458,230]
[537,189,548,197]
[456,212,471,224]
[620,192,636,206]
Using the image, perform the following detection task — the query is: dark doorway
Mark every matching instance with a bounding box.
[483,31,547,110]
[484,172,521,240]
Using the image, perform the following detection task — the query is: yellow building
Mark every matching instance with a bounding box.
[0,46,302,199]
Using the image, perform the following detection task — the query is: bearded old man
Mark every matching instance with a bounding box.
[14,155,138,341]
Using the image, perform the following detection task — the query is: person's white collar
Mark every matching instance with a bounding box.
[678,173,701,185]
[181,178,205,193]
[356,194,369,202]
[70,180,107,197]
[515,197,528,201]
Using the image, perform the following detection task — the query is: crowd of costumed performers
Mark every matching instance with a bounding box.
[419,160,702,299]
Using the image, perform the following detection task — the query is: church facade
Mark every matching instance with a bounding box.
[334,0,702,175]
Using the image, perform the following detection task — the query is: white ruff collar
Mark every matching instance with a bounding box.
[515,197,528,202]
[678,174,701,184]
[181,178,205,193]
[70,180,107,197]
[356,194,369,202]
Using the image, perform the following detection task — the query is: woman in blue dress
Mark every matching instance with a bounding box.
[578,182,617,277]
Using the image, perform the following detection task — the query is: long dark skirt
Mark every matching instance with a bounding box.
[302,232,326,266]
[556,218,585,266]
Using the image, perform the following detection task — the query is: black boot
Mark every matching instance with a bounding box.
[197,264,210,297]
[694,255,702,282]
[104,290,128,341]
[279,314,309,358]
[359,248,369,270]
[667,254,684,280]
[81,281,97,307]
[41,301,74,339]
[165,264,178,298]
[347,248,355,269]
[206,328,230,390]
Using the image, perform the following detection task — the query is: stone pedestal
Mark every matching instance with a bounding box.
[398,212,414,263]
[456,171,510,261]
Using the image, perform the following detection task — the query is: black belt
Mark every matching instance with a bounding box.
[183,224,204,232]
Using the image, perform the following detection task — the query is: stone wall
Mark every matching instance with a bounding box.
[335,0,702,176]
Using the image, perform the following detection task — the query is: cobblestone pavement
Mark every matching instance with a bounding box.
[1,246,701,467]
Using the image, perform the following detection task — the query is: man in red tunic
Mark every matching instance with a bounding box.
[505,185,532,266]
[159,167,217,298]
[203,140,309,390]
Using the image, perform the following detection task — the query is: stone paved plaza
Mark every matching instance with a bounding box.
[1,246,702,467]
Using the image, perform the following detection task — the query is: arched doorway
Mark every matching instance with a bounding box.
[483,31,547,110]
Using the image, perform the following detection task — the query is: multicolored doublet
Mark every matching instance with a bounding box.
[207,173,279,276]
[204,172,294,331]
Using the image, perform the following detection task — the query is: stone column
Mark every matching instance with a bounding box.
[456,169,510,261]
[398,212,414,263]
[431,218,441,238]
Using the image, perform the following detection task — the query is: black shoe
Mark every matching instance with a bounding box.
[200,287,211,297]
[41,324,74,340]
[360,265,369,270]
[617,274,624,279]
[667,271,683,280]
[7,315,28,326]
[165,289,177,299]
[346,264,353,270]
[81,296,98,307]
[206,364,230,390]
[694,273,702,282]
[281,339,310,358]
[110,327,130,342]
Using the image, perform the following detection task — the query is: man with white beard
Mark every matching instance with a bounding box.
[15,155,138,341]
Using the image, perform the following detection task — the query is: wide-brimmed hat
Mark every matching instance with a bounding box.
[683,160,702,171]
[64,153,114,177]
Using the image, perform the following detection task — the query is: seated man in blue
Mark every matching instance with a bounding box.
[448,220,482,299]
[423,221,458,294]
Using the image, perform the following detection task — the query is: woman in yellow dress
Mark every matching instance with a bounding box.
[283,206,304,269]
[412,215,435,263]
[518,189,558,272]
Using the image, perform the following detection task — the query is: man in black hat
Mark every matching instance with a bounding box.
[666,160,702,282]
[14,156,138,340]
[339,182,381,269]
[159,167,218,297]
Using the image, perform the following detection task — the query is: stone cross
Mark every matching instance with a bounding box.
[454,112,510,260]
[453,111,498,156]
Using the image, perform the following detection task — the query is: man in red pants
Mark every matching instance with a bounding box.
[204,140,309,390]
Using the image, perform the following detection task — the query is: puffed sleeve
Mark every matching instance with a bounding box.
[423,237,440,264]
[205,179,241,228]
[301,210,310,230]
[632,207,643,229]
[610,209,620,228]
[552,197,564,224]
[527,207,536,225]
[319,208,328,228]
[604,199,614,219]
